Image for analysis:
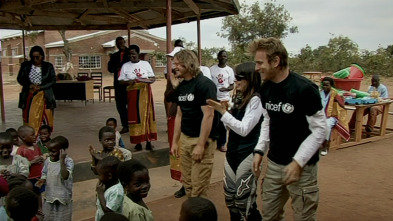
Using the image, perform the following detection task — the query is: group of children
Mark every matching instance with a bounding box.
[0,113,222,221]
[0,124,73,221]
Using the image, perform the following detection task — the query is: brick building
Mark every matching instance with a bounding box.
[0,30,167,82]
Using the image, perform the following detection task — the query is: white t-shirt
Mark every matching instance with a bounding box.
[118,60,155,81]
[210,64,235,101]
[200,66,212,80]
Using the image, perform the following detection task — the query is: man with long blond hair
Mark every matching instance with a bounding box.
[169,50,219,197]
[251,37,327,221]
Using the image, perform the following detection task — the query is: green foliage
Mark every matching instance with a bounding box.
[290,36,393,77]
[219,0,298,64]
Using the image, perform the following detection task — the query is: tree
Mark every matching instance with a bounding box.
[219,0,298,63]
[58,30,73,74]
[291,36,361,73]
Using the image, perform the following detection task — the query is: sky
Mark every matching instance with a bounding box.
[1,0,392,55]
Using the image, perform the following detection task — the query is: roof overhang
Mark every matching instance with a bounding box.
[0,0,240,31]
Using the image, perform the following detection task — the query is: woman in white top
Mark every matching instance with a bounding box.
[207,62,263,220]
[118,45,157,151]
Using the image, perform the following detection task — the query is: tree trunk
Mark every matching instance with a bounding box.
[58,30,73,75]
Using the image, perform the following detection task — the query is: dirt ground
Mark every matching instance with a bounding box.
[1,73,393,220]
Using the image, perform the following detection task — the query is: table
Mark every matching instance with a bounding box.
[53,80,94,105]
[339,101,393,148]
[303,71,322,81]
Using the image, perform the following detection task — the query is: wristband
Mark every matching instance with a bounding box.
[253,149,264,156]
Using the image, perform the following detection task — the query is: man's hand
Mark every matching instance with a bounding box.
[169,72,180,89]
[283,160,303,185]
[192,144,205,162]
[171,142,179,158]
[253,154,263,177]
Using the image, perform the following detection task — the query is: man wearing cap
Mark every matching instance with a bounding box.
[164,40,186,198]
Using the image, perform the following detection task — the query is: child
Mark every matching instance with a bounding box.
[15,125,44,212]
[207,62,263,220]
[179,197,217,221]
[117,159,153,221]
[37,125,53,159]
[95,156,124,221]
[89,126,131,174]
[5,187,39,221]
[5,128,21,156]
[106,118,126,149]
[0,175,44,221]
[36,136,73,221]
[15,126,44,186]
[0,132,30,178]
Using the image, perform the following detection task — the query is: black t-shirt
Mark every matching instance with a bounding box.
[260,72,322,166]
[172,74,219,139]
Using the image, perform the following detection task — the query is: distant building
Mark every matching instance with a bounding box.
[0,30,167,80]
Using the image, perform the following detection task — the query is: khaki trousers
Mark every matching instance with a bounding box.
[262,160,319,221]
[180,133,216,198]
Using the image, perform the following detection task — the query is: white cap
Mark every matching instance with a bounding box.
[167,46,184,57]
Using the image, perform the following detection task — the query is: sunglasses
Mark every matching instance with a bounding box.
[235,75,246,81]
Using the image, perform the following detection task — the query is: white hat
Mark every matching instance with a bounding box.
[167,46,184,57]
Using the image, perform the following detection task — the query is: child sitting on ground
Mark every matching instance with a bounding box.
[5,128,21,156]
[117,159,153,221]
[89,126,131,175]
[179,197,217,221]
[36,136,74,221]
[37,125,53,159]
[106,118,126,149]
[95,156,124,221]
[0,132,30,178]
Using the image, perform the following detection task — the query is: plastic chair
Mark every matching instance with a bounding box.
[90,72,103,101]
[103,86,115,102]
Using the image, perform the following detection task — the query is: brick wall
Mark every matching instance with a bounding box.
[1,30,167,83]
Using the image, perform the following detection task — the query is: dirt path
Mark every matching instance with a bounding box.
[148,136,393,221]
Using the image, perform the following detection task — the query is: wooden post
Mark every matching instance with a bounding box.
[127,28,131,46]
[22,30,26,60]
[0,46,5,122]
[197,15,201,64]
[166,0,172,75]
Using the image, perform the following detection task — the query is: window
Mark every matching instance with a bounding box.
[11,48,17,56]
[79,56,101,69]
[55,56,64,68]
[2,50,6,57]
[155,53,166,67]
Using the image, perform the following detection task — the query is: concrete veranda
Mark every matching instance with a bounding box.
[2,79,393,220]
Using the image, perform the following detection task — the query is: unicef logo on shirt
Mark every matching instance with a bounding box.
[187,93,194,101]
[282,103,294,114]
